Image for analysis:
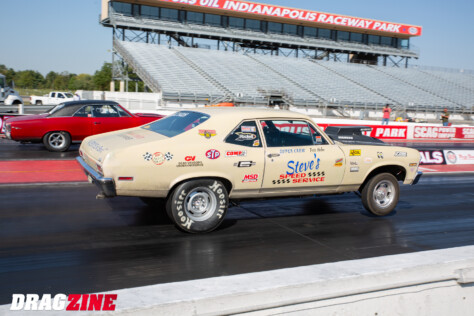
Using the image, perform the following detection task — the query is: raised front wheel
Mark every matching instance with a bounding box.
[361,173,399,216]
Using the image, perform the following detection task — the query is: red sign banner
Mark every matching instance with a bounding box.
[456,127,474,139]
[157,0,422,35]
[413,126,457,140]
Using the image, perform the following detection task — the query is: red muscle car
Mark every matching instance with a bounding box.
[4,100,164,152]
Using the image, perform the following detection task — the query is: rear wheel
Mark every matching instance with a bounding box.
[35,100,43,105]
[361,173,399,216]
[166,179,228,234]
[43,131,71,152]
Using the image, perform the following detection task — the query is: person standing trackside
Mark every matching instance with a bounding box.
[441,108,450,127]
[73,93,81,101]
[382,104,392,125]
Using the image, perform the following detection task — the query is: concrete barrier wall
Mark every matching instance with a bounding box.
[2,246,472,315]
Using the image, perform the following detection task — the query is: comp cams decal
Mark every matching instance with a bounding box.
[226,150,247,157]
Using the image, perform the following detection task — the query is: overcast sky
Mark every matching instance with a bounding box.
[1,0,473,75]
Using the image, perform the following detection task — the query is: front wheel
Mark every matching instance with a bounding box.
[166,179,228,233]
[43,131,71,152]
[361,173,399,216]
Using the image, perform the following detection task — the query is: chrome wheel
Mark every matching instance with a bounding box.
[373,180,395,208]
[185,187,217,222]
[48,132,66,149]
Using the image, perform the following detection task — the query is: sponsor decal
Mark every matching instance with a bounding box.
[206,149,221,160]
[273,172,326,185]
[280,148,305,154]
[119,131,145,140]
[241,126,256,133]
[414,126,456,139]
[234,161,256,168]
[364,157,373,164]
[243,174,259,183]
[335,158,343,167]
[350,167,359,173]
[350,161,358,166]
[350,149,361,156]
[394,151,407,157]
[409,27,418,35]
[315,136,323,144]
[226,150,247,157]
[152,152,165,165]
[458,127,474,139]
[338,136,354,140]
[409,163,418,167]
[88,140,108,153]
[377,152,384,159]
[310,147,325,153]
[236,132,257,141]
[177,161,204,167]
[253,140,260,147]
[143,152,153,161]
[10,294,117,311]
[199,130,217,139]
[164,152,174,161]
[287,154,320,175]
[185,156,196,161]
[419,150,446,165]
[443,150,474,165]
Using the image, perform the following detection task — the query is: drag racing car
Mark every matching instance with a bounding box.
[77,108,422,233]
[4,100,163,152]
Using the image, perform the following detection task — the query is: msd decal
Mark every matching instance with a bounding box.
[10,294,117,311]
[206,149,221,160]
[414,126,456,139]
[242,174,259,183]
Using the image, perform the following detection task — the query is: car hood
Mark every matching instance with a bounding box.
[6,114,49,123]
[81,127,169,164]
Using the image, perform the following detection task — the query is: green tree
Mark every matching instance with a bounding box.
[14,70,44,88]
[93,62,112,91]
[71,73,94,90]
[44,71,58,89]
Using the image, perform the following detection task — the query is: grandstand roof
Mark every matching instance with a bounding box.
[102,0,422,38]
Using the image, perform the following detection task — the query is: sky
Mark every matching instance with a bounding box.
[0,0,473,75]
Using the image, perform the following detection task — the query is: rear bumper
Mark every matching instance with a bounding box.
[412,171,423,185]
[76,157,116,197]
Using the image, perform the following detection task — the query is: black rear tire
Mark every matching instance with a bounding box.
[35,100,43,105]
[43,131,71,152]
[166,179,228,234]
[361,173,399,216]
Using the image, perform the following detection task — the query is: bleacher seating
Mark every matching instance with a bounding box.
[114,40,474,110]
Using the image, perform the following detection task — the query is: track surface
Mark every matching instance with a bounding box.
[1,175,474,304]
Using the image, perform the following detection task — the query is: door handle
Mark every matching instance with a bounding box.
[267,153,280,158]
[93,122,101,125]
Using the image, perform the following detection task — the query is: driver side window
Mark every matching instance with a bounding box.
[260,120,328,147]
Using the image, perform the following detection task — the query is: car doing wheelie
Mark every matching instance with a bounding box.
[77,108,422,234]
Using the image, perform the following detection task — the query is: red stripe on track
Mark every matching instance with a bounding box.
[419,164,474,173]
[0,160,87,184]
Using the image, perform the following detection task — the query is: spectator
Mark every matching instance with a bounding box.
[381,104,391,125]
[73,93,81,101]
[441,108,450,127]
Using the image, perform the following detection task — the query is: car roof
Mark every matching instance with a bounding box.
[187,107,311,121]
[60,100,119,107]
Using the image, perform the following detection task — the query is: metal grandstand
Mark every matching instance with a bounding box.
[101,0,473,116]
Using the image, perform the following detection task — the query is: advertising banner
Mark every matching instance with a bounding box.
[419,150,446,165]
[444,150,474,165]
[413,126,457,140]
[456,127,474,139]
[157,0,422,35]
[318,124,408,140]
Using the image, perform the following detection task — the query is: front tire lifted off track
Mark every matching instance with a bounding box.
[166,179,228,234]
[361,173,399,216]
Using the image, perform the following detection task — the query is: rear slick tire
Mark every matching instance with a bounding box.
[361,173,399,216]
[166,179,228,234]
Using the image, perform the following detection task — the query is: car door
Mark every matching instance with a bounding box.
[223,120,264,192]
[91,104,134,135]
[260,119,345,194]
[70,105,93,140]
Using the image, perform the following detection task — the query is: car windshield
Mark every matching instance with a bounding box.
[142,111,210,138]
[65,93,73,98]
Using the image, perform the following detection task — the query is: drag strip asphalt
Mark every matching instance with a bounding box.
[0,174,473,304]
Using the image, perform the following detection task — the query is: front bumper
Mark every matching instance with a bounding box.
[412,171,423,185]
[76,157,116,197]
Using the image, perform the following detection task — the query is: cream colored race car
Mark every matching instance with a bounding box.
[77,108,422,234]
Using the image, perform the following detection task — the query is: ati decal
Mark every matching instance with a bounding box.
[350,149,361,156]
[273,172,326,185]
[242,174,259,183]
[199,130,217,139]
[286,154,320,175]
[236,132,257,141]
[280,148,305,154]
[226,150,247,157]
[177,161,204,167]
[143,152,153,161]
[377,152,384,159]
[152,152,165,165]
[241,126,257,133]
[165,152,174,161]
[253,140,260,147]
[185,156,196,161]
[394,151,407,157]
[206,149,221,160]
[234,161,256,168]
[335,158,343,167]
